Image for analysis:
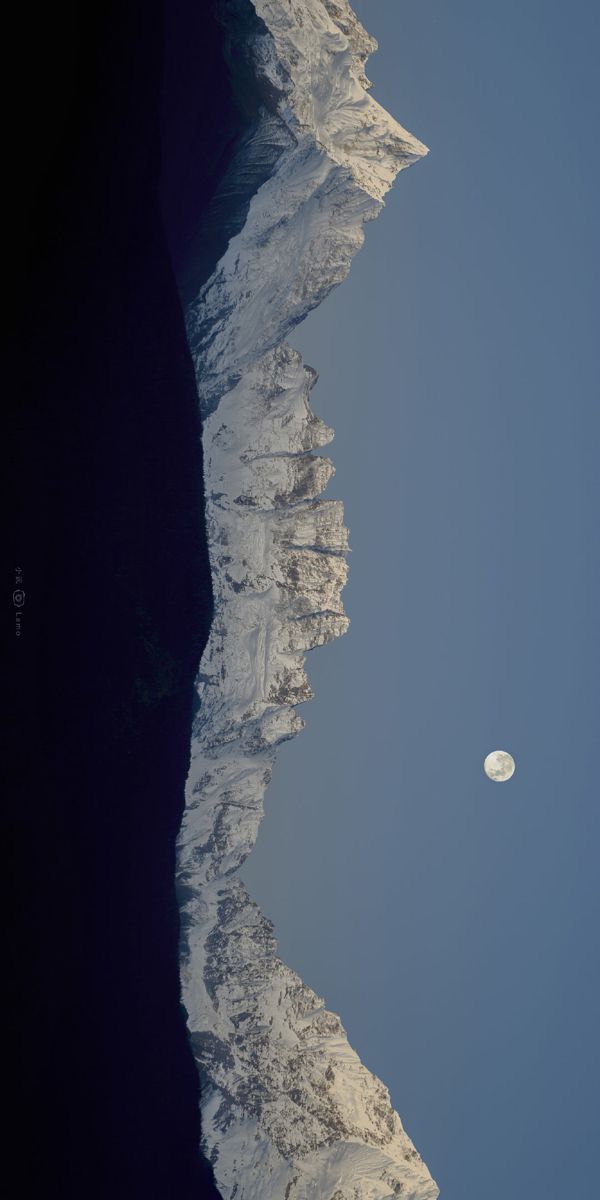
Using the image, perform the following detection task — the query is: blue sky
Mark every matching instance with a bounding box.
[242,3,600,1195]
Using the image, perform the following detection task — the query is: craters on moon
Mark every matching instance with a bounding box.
[484,750,516,782]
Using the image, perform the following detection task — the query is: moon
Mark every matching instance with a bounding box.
[484,750,515,782]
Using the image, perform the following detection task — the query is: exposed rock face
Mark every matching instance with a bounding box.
[177,3,438,1197]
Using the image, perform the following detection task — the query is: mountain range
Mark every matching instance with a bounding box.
[176,3,438,1197]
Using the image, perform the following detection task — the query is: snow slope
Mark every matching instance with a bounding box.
[177,3,438,1196]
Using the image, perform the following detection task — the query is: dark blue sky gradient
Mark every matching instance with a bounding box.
[242,3,600,1196]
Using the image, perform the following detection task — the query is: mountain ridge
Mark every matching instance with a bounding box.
[177,4,437,1196]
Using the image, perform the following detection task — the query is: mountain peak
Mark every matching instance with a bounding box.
[257,0,428,200]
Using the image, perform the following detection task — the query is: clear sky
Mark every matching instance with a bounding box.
[242,2,600,1196]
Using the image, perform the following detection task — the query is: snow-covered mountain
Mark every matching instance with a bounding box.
[177,3,438,1196]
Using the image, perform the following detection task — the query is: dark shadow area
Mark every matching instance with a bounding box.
[2,1,248,1195]
[159,0,287,307]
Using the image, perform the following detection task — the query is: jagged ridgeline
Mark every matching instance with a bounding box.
[176,3,438,1197]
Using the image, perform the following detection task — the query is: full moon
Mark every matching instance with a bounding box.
[484,750,516,782]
